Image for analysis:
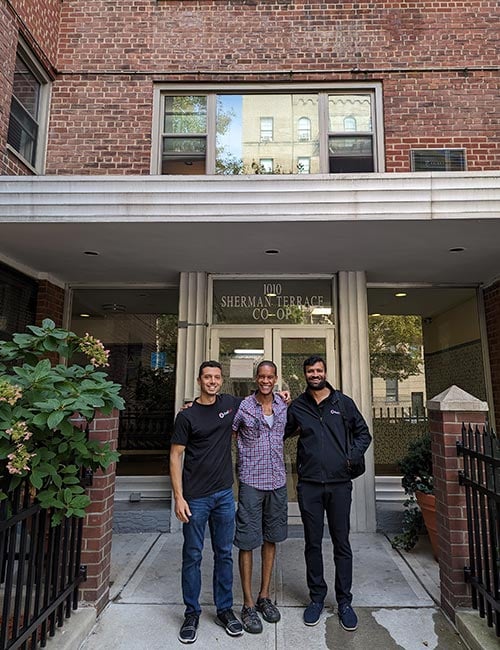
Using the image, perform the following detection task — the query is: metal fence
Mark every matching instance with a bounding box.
[0,479,86,650]
[457,423,500,637]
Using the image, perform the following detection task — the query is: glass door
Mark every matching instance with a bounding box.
[209,325,335,520]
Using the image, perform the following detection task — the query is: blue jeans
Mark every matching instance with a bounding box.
[182,488,235,616]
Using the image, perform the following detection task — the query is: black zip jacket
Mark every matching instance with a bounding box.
[284,383,372,483]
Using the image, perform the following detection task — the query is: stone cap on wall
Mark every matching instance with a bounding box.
[426,384,488,412]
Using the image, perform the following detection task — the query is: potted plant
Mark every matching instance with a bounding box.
[391,432,438,559]
[0,319,124,525]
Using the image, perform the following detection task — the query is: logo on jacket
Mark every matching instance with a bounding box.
[330,409,341,415]
[219,409,233,419]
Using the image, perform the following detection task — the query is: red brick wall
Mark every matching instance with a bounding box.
[483,281,500,431]
[79,410,119,613]
[1,0,499,175]
[35,280,66,328]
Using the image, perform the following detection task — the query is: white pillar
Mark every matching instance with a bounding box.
[338,271,377,532]
[174,272,209,411]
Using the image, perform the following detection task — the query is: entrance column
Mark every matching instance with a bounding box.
[174,272,209,411]
[338,271,376,532]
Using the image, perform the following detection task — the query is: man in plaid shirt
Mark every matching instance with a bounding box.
[232,360,288,634]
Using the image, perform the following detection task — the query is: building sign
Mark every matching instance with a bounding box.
[212,279,333,325]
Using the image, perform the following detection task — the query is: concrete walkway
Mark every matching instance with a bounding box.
[80,531,468,650]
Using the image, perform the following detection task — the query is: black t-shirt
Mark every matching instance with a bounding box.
[171,394,241,500]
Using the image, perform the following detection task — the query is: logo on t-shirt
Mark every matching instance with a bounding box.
[219,409,233,419]
[330,409,341,415]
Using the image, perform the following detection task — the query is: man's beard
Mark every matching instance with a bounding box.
[306,378,327,391]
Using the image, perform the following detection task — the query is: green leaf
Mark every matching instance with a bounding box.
[47,411,65,430]
[30,472,43,490]
[41,319,56,330]
[70,495,91,509]
[62,476,80,485]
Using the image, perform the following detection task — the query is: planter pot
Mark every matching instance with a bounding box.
[415,491,438,560]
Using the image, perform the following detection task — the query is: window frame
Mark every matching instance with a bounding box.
[7,39,51,173]
[259,116,274,142]
[151,83,384,175]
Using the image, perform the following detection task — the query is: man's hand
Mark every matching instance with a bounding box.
[175,495,192,523]
[278,390,291,405]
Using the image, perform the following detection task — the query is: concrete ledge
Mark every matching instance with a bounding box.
[44,606,96,650]
[455,609,499,650]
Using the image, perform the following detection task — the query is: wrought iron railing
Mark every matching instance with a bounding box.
[457,423,500,637]
[0,480,86,650]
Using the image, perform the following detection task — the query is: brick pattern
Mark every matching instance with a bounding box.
[483,282,500,432]
[1,0,499,175]
[428,407,487,620]
[35,280,65,328]
[79,410,119,613]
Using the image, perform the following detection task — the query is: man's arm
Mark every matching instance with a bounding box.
[349,402,372,461]
[169,443,192,523]
[284,407,300,439]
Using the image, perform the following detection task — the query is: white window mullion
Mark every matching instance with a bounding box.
[318,93,329,173]
[205,93,217,174]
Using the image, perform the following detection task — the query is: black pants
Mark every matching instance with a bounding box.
[297,480,353,606]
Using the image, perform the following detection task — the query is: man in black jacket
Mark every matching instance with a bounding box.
[284,355,371,631]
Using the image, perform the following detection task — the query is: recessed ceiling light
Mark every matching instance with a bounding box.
[395,292,407,298]
[265,249,280,255]
[79,313,91,318]
[370,313,381,317]
[102,303,126,312]
[83,250,100,256]
[266,292,277,297]
[449,247,466,252]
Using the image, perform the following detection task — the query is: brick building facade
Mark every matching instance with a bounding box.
[0,0,499,617]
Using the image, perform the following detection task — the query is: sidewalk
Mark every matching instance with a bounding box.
[79,530,468,650]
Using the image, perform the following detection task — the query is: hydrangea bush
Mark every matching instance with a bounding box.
[0,319,124,524]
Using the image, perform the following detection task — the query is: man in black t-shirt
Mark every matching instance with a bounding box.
[170,360,244,644]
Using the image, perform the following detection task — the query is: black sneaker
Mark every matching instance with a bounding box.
[256,597,281,623]
[338,603,358,631]
[178,613,199,644]
[303,601,324,626]
[240,605,263,634]
[215,608,244,636]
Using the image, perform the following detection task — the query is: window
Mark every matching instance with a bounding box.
[7,43,50,171]
[258,158,273,173]
[260,117,273,142]
[154,85,382,175]
[328,94,374,173]
[385,378,398,402]
[297,117,311,141]
[297,157,310,174]
[411,149,466,172]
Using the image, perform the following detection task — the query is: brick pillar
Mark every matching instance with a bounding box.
[79,409,119,614]
[483,281,500,431]
[35,280,66,327]
[427,385,488,622]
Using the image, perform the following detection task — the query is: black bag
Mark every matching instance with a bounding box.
[335,392,366,479]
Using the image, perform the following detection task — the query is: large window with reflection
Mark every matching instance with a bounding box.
[154,85,382,175]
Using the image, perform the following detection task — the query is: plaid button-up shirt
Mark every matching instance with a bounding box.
[232,392,287,491]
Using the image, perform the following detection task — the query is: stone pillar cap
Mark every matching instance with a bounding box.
[426,385,488,412]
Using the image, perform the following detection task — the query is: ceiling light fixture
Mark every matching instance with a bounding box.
[79,313,91,318]
[265,249,280,255]
[234,349,265,355]
[395,292,407,298]
[102,303,126,313]
[449,246,466,252]
[83,250,100,256]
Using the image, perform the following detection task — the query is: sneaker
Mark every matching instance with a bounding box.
[240,605,263,634]
[303,601,324,626]
[178,613,199,644]
[215,608,244,636]
[256,597,281,623]
[338,603,358,631]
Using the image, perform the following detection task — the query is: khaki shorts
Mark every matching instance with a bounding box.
[234,482,288,551]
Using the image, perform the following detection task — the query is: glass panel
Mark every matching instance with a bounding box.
[7,98,37,165]
[12,55,40,116]
[216,93,320,175]
[218,337,265,397]
[163,96,207,134]
[328,94,372,132]
[281,337,327,504]
[329,135,374,173]
[163,137,206,155]
[70,288,179,477]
